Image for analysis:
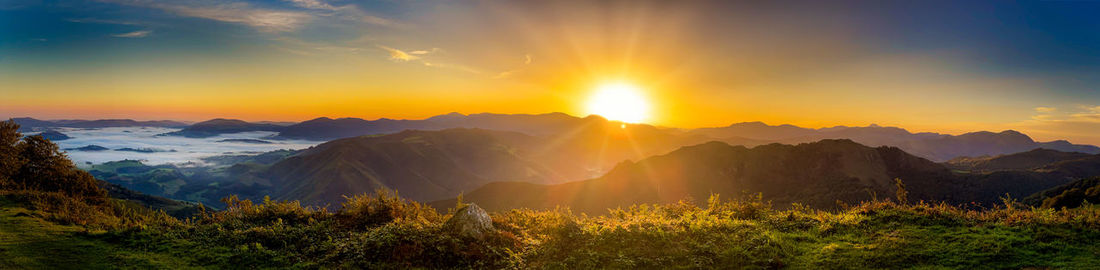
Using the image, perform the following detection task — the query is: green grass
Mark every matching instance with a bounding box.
[0,200,193,269]
[4,193,1100,269]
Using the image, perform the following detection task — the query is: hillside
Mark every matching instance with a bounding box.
[265,128,557,205]
[437,139,1100,213]
[262,123,711,206]
[947,148,1094,172]
[1024,177,1100,208]
[434,139,961,213]
[4,119,1100,268]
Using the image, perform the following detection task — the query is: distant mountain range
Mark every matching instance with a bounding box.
[16,113,1094,163]
[147,113,1100,162]
[695,122,1100,161]
[433,139,1100,213]
[10,117,188,131]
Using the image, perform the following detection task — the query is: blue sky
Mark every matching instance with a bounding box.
[2,0,1100,144]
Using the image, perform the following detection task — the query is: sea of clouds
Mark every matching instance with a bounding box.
[45,127,322,167]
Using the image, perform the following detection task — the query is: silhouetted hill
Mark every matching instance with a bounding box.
[436,139,1100,213]
[163,118,285,138]
[10,117,187,131]
[947,149,1093,172]
[692,123,1100,161]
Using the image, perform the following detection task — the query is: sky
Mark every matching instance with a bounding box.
[3,0,1100,144]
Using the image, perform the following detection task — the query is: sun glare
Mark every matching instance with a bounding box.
[586,82,650,124]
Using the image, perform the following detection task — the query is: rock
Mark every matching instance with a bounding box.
[444,203,494,239]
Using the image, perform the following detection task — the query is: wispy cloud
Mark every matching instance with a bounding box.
[376,45,486,74]
[67,18,143,25]
[281,0,403,28]
[1025,105,1100,123]
[378,45,419,61]
[1034,106,1057,113]
[112,30,152,38]
[100,0,312,32]
[284,0,335,10]
[494,54,533,79]
[409,48,442,55]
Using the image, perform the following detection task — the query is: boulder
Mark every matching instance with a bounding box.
[444,203,494,239]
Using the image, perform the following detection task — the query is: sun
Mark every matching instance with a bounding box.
[586,82,651,124]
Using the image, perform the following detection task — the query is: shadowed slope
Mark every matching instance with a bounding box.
[947,148,1093,172]
[437,139,964,213]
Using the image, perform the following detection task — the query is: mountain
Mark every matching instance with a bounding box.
[692,123,1100,161]
[271,117,392,141]
[433,139,963,213]
[271,112,653,141]
[435,139,1100,213]
[260,121,712,206]
[10,117,188,131]
[264,129,557,205]
[691,121,817,140]
[162,118,285,138]
[947,148,1094,172]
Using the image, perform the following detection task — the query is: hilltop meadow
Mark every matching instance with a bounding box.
[3,121,1100,269]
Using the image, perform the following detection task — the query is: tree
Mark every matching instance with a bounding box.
[0,120,25,185]
[0,120,106,200]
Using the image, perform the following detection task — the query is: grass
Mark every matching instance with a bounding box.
[0,199,193,269]
[4,191,1100,269]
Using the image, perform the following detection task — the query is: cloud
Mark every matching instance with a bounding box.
[100,0,312,32]
[67,18,143,25]
[1069,105,1100,122]
[409,48,442,55]
[1034,106,1057,113]
[376,45,489,74]
[1014,105,1100,145]
[494,54,533,79]
[378,45,419,61]
[112,30,152,38]
[283,0,335,10]
[281,0,404,28]
[1027,105,1100,123]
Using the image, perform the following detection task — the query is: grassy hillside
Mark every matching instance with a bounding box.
[4,191,1100,269]
[0,198,190,269]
